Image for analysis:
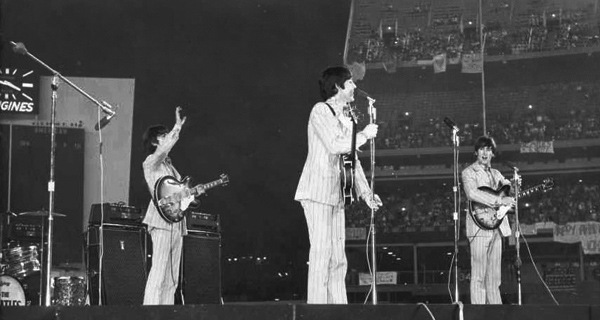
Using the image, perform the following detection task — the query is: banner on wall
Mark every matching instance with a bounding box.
[461,53,483,73]
[520,140,554,153]
[433,53,447,73]
[554,221,600,254]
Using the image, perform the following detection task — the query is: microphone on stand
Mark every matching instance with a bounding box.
[443,116,460,132]
[94,101,117,131]
[94,113,115,131]
[356,88,376,121]
[502,161,519,171]
[10,41,28,55]
[356,88,375,102]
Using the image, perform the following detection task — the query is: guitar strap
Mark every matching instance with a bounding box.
[324,102,336,116]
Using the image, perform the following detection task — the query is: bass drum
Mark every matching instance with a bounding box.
[0,275,26,306]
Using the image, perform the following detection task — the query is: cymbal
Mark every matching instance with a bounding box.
[19,210,66,217]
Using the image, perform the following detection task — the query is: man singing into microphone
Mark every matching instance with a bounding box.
[141,106,193,305]
[295,66,382,304]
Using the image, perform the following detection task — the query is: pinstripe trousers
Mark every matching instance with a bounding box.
[143,225,183,305]
[467,215,503,304]
[301,200,348,304]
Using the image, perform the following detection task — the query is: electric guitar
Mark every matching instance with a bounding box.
[153,174,229,223]
[469,177,554,230]
[340,108,357,205]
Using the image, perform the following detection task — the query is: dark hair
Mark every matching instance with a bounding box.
[143,125,169,156]
[473,136,497,154]
[319,66,352,101]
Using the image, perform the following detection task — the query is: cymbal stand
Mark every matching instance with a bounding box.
[9,41,116,306]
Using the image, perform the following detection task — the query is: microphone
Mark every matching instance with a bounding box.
[95,101,117,130]
[10,41,28,55]
[356,88,375,102]
[94,113,115,130]
[503,161,519,171]
[443,116,460,132]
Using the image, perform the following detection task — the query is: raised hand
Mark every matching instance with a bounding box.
[175,106,187,127]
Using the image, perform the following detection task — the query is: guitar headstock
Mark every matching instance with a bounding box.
[542,177,554,191]
[219,173,230,186]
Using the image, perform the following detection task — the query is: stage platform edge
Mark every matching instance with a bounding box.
[1,303,597,320]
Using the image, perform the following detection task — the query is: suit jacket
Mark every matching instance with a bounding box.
[462,162,512,237]
[295,101,372,206]
[142,123,187,233]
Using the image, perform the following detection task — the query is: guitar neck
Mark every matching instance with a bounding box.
[518,184,544,199]
[192,179,223,195]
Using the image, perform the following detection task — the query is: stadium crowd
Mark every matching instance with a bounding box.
[346,180,599,234]
[376,105,600,150]
[348,5,600,64]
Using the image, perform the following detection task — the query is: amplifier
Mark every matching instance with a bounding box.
[186,212,220,233]
[89,203,143,226]
[8,218,43,240]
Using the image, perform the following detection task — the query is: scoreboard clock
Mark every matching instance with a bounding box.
[0,67,39,114]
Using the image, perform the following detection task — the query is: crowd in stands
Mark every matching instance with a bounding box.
[348,4,600,64]
[376,104,600,150]
[520,182,599,225]
[346,181,599,234]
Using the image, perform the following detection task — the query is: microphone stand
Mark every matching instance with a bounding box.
[512,166,522,305]
[9,41,116,306]
[366,96,378,304]
[450,128,460,303]
[9,42,116,120]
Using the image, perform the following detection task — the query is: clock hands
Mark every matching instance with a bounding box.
[0,80,22,91]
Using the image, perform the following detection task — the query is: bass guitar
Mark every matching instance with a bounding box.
[153,174,229,223]
[469,177,554,230]
[340,107,357,205]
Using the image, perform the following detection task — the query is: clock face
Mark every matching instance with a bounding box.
[0,67,39,114]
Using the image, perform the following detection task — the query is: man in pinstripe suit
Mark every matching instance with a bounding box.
[141,107,192,305]
[295,66,382,304]
[462,136,516,304]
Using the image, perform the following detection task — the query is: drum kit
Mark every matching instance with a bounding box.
[0,210,86,307]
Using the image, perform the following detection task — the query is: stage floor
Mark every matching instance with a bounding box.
[2,303,599,320]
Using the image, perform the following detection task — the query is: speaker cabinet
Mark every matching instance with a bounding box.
[86,225,148,305]
[179,231,221,304]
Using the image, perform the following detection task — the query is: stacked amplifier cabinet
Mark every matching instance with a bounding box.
[186,211,220,233]
[179,212,222,304]
[89,202,144,226]
[85,208,148,305]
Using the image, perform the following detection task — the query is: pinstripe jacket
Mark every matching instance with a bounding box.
[295,101,372,206]
[142,123,187,233]
[462,162,512,237]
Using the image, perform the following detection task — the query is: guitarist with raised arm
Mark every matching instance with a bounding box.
[462,136,517,305]
[141,106,198,305]
[294,66,382,304]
